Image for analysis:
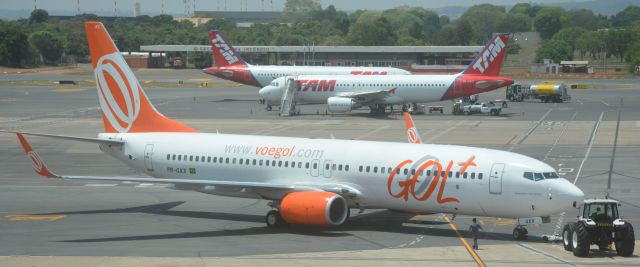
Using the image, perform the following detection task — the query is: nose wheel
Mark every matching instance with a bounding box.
[513,225,528,240]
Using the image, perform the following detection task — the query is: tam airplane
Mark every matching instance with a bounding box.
[202,30,410,87]
[3,22,584,239]
[259,33,513,114]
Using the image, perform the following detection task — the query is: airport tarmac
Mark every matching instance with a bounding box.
[0,71,639,266]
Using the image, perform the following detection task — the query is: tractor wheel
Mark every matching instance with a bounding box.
[616,223,635,257]
[562,223,574,251]
[572,222,592,257]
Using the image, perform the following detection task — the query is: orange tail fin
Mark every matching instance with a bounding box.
[85,21,197,133]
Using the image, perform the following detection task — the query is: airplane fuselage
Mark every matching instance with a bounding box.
[100,132,582,219]
[203,65,411,88]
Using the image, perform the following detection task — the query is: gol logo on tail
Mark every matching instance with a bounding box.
[95,53,141,133]
[387,156,477,203]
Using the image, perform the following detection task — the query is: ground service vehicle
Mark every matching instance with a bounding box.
[462,102,502,116]
[562,199,635,257]
[506,84,570,103]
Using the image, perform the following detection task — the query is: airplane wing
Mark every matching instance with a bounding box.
[403,112,423,144]
[336,88,396,103]
[0,130,124,145]
[10,132,361,199]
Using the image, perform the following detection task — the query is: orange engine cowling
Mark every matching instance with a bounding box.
[279,191,348,226]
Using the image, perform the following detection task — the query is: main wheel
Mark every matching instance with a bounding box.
[266,105,272,111]
[616,223,635,257]
[563,223,574,251]
[572,222,592,257]
[265,210,287,228]
[513,227,528,240]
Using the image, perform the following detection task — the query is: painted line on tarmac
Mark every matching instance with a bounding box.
[510,108,553,151]
[4,214,65,222]
[425,120,466,143]
[574,111,605,185]
[517,243,576,266]
[444,216,486,267]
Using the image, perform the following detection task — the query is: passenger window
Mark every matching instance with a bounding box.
[246,159,250,165]
[189,155,194,161]
[284,161,288,167]
[345,165,350,171]
[252,159,256,165]
[524,172,533,180]
[338,165,343,171]
[411,169,415,175]
[456,172,460,178]
[366,166,370,173]
[380,167,385,174]
[298,162,302,168]
[403,169,408,175]
[463,172,468,178]
[388,167,392,173]
[259,159,263,166]
[266,160,270,166]
[373,167,378,173]
[232,158,236,164]
[441,171,446,177]
[359,166,363,172]
[172,154,176,160]
[207,156,211,163]
[326,164,330,170]
[278,161,282,167]
[306,162,310,168]
[166,154,170,160]
[471,173,476,179]
[178,155,182,160]
[427,170,431,176]
[313,163,317,169]
[195,156,199,162]
[478,173,483,179]
[449,171,453,177]
[225,158,229,164]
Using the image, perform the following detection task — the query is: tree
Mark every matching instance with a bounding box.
[612,6,640,27]
[455,19,473,45]
[29,9,48,24]
[567,9,607,30]
[534,7,567,39]
[575,31,604,59]
[346,17,396,46]
[505,13,532,32]
[459,4,508,44]
[535,39,573,63]
[624,41,640,73]
[552,27,587,53]
[29,31,64,64]
[0,27,33,66]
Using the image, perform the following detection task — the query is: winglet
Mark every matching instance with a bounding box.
[403,112,423,144]
[16,133,60,178]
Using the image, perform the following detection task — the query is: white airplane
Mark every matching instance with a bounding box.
[258,33,513,114]
[202,30,410,87]
[3,22,584,240]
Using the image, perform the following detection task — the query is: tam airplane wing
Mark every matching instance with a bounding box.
[337,88,396,103]
[11,132,361,198]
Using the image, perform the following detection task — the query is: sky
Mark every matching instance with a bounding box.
[3,0,589,15]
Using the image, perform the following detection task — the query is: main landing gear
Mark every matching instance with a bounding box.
[513,225,529,240]
[266,105,273,111]
[265,210,288,228]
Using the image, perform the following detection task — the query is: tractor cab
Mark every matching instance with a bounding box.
[583,200,619,224]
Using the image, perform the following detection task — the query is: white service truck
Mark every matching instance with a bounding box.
[461,102,502,116]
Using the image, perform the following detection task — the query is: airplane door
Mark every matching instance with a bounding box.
[323,160,332,178]
[310,159,320,177]
[489,163,505,194]
[144,144,154,172]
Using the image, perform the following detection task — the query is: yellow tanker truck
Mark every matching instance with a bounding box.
[506,83,571,103]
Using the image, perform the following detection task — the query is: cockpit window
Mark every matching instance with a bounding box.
[524,172,549,181]
[534,172,544,181]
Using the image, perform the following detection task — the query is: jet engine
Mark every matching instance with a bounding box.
[279,191,349,226]
[327,97,358,113]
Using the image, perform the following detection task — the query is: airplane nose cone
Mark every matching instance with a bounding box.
[559,180,584,209]
[259,86,273,98]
